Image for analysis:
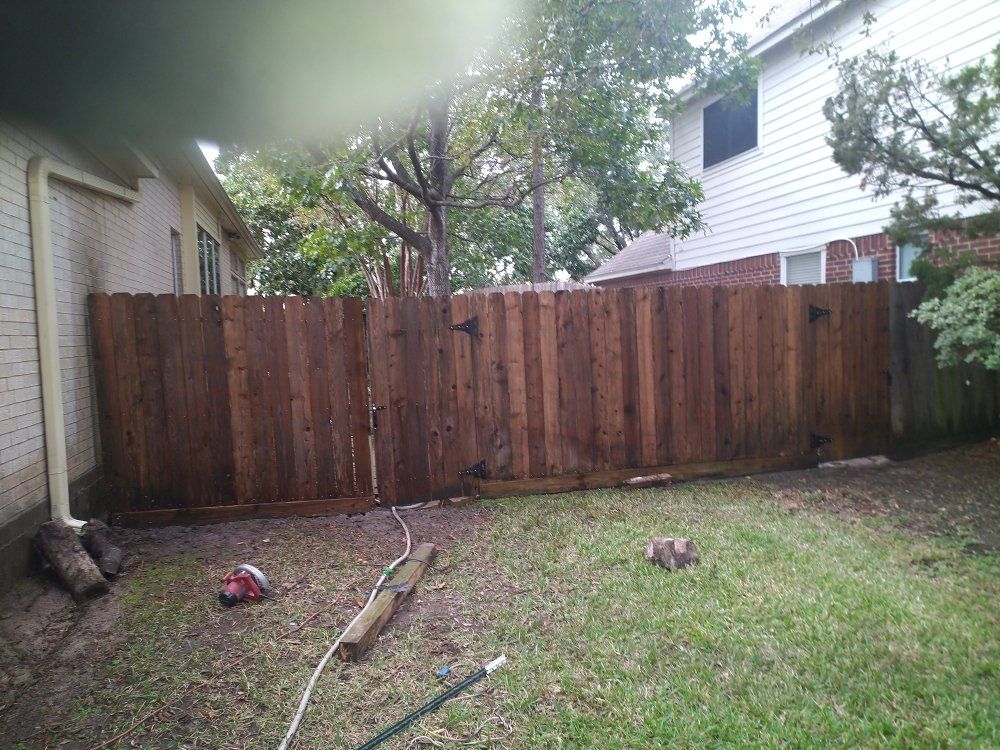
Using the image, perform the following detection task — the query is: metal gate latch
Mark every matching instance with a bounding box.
[458,459,487,479]
[449,316,479,337]
[809,304,832,323]
[810,433,832,450]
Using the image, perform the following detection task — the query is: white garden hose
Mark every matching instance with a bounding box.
[276,506,412,750]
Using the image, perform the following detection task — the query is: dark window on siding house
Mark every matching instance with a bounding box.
[703,86,758,168]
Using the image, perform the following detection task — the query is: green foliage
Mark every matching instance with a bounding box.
[825,42,1000,369]
[219,0,752,292]
[911,267,1000,370]
[823,43,1000,249]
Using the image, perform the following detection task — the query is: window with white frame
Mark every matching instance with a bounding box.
[230,248,247,295]
[781,249,825,286]
[896,242,923,282]
[198,226,222,294]
[703,82,758,169]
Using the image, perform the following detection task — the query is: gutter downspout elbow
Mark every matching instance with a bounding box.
[27,156,140,528]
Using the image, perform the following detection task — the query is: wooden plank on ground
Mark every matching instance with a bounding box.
[338,542,437,662]
[479,454,818,498]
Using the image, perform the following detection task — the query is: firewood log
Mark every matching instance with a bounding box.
[34,521,109,601]
[81,519,123,579]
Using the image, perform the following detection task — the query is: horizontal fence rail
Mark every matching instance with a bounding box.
[89,293,373,524]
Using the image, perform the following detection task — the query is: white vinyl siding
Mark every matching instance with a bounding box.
[781,249,825,285]
[670,0,1000,272]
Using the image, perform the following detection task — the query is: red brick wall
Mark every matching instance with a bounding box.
[594,229,998,289]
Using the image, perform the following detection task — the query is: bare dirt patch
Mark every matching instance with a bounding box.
[757,438,1000,552]
[0,502,496,748]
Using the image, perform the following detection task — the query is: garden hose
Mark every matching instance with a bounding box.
[355,655,507,750]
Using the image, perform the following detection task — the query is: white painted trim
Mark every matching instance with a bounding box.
[780,246,826,286]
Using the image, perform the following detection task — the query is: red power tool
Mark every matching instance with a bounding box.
[218,564,273,607]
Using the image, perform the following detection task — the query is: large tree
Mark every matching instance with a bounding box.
[824,42,1000,370]
[255,0,750,295]
[823,43,1000,248]
[516,0,749,280]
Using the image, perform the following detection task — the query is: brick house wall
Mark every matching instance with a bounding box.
[0,117,252,584]
[595,230,999,290]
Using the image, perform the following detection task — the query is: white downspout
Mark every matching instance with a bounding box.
[27,156,140,528]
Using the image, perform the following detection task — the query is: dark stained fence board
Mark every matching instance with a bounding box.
[888,282,1000,455]
[94,283,993,524]
[89,293,374,524]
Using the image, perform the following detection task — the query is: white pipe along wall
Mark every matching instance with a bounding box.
[27,156,140,528]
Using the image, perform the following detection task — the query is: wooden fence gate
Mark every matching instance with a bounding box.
[365,283,892,505]
[89,294,374,524]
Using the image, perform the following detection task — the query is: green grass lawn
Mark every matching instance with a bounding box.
[24,479,999,749]
[476,482,998,748]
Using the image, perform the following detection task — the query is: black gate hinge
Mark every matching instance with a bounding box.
[458,459,487,479]
[810,433,833,450]
[370,404,386,429]
[809,304,832,323]
[449,316,479,337]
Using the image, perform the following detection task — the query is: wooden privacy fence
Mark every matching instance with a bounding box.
[89,281,997,523]
[367,283,891,505]
[88,294,373,524]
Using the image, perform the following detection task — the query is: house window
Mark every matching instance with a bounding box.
[198,227,222,294]
[781,249,825,286]
[230,249,247,295]
[170,230,182,295]
[896,242,923,282]
[703,83,758,169]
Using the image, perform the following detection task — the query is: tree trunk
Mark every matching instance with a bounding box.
[81,519,123,579]
[427,207,450,296]
[426,94,452,296]
[531,82,546,283]
[34,521,109,601]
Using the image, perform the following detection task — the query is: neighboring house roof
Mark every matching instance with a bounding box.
[584,232,673,284]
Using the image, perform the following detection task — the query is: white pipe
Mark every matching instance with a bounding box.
[27,156,140,528]
[277,506,412,750]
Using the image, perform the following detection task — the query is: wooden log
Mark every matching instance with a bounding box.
[35,521,109,601]
[623,473,673,489]
[81,519,123,579]
[338,542,436,662]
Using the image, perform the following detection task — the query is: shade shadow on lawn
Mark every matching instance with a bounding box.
[5,479,998,749]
